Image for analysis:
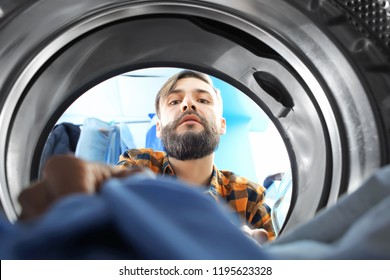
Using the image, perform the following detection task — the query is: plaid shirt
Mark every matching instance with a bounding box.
[117,148,275,239]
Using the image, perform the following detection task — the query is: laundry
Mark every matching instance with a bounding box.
[39,122,81,176]
[75,117,136,165]
[1,165,390,259]
[0,174,269,260]
[263,164,390,259]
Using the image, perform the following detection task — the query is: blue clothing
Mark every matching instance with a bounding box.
[1,165,390,259]
[39,123,80,175]
[0,175,267,260]
[264,165,390,259]
[75,117,112,164]
[75,118,136,165]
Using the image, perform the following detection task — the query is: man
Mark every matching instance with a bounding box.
[117,70,275,241]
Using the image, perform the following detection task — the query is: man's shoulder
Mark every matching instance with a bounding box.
[218,169,264,191]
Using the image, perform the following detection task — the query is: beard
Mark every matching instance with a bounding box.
[160,112,221,161]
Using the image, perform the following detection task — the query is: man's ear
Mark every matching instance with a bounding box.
[219,117,226,135]
[156,120,162,138]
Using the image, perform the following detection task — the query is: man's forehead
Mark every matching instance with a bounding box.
[166,78,215,96]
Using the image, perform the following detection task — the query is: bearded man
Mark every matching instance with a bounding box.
[118,70,275,242]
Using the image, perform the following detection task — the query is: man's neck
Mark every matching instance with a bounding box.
[168,154,214,187]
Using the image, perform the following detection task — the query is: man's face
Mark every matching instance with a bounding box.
[156,77,226,160]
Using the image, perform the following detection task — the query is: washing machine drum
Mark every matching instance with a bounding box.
[0,0,389,234]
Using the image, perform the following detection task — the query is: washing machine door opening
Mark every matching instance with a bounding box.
[1,1,387,237]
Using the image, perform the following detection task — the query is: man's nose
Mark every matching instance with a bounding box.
[181,98,197,112]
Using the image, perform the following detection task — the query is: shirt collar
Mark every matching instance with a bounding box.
[209,165,223,188]
[162,155,175,176]
[208,165,226,199]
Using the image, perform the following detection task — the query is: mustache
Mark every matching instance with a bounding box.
[172,110,206,128]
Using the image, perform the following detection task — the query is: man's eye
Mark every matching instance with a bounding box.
[198,99,210,104]
[168,100,180,106]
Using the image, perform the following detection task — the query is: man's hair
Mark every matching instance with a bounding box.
[155,70,222,118]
